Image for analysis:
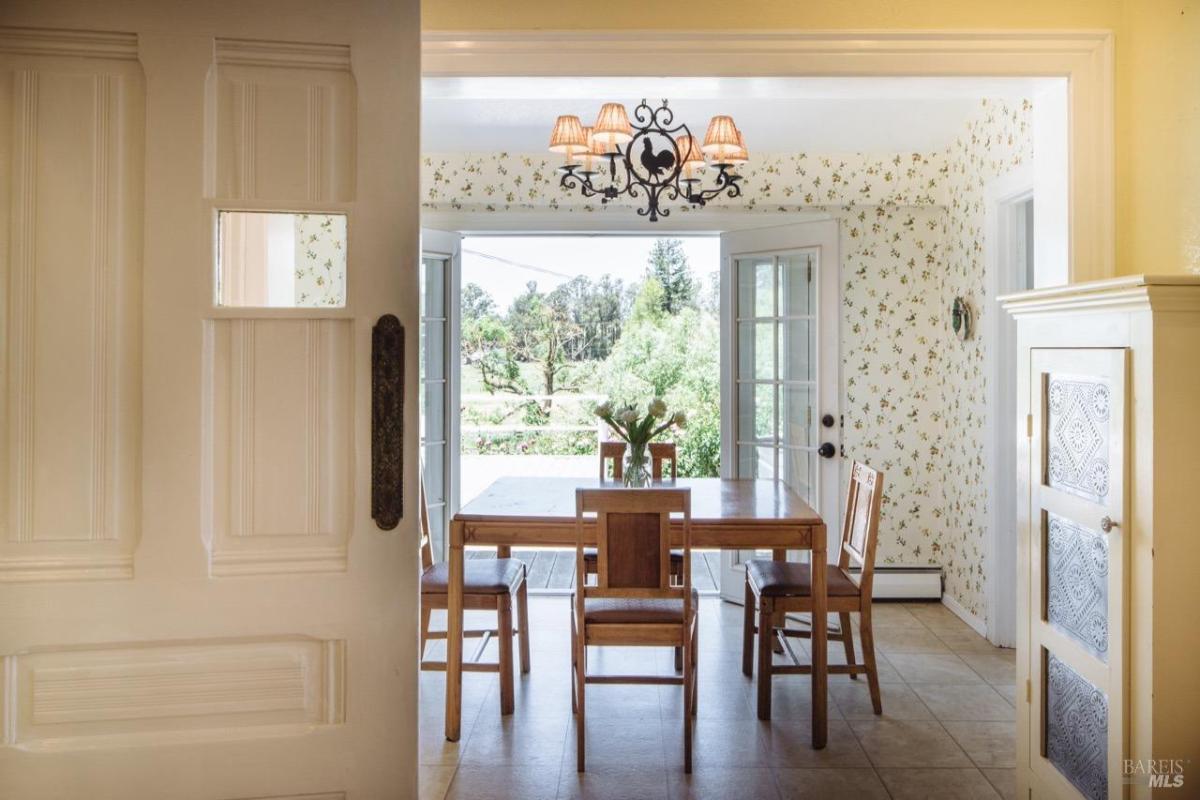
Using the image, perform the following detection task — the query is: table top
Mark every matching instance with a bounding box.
[455,476,822,527]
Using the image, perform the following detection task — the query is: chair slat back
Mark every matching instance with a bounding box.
[576,487,690,602]
[419,473,434,571]
[649,442,678,480]
[599,441,626,481]
[839,461,884,594]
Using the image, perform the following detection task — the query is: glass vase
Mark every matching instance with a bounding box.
[623,442,651,487]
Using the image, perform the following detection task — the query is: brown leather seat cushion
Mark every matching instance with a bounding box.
[582,547,685,564]
[579,588,699,624]
[746,560,861,598]
[421,559,524,595]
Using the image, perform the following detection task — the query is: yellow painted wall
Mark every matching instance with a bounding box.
[422,0,1200,277]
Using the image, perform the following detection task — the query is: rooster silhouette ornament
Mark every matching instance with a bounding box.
[639,137,675,181]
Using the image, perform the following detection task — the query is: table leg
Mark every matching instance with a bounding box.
[771,548,787,654]
[810,525,828,749]
[445,520,465,741]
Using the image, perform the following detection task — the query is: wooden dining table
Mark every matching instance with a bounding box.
[443,476,829,745]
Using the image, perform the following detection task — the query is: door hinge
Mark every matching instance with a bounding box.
[807,257,813,283]
[1025,414,1033,439]
[1025,678,1032,703]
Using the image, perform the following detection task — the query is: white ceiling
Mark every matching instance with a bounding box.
[422,76,1059,154]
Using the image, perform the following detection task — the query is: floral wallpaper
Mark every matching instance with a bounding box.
[938,98,1033,617]
[294,213,347,306]
[420,97,1033,623]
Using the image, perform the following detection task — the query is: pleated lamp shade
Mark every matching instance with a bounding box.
[675,135,707,176]
[548,115,587,154]
[594,103,633,146]
[572,126,606,171]
[701,115,740,155]
[725,129,749,166]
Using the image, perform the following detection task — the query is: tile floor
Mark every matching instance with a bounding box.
[420,596,1016,800]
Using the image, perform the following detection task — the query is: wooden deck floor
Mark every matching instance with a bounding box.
[467,548,723,592]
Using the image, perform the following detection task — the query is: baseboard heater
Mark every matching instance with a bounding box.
[848,566,943,600]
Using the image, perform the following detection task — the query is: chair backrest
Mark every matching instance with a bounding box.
[419,473,434,571]
[838,461,885,595]
[575,487,691,604]
[649,442,678,480]
[599,440,626,480]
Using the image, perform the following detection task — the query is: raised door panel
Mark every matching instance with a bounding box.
[0,34,143,581]
[207,39,355,203]
[1029,349,1127,800]
[203,318,353,575]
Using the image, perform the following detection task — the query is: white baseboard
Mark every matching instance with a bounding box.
[941,592,988,636]
[864,568,942,600]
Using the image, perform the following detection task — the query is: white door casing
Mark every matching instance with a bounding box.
[0,2,420,798]
[718,220,841,602]
[984,166,1034,649]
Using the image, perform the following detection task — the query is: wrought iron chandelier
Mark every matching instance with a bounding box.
[548,99,748,222]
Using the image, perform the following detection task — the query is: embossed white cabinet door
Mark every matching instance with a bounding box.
[0,3,420,798]
[1028,349,1127,800]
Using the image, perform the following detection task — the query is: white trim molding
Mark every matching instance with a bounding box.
[423,29,1115,284]
[943,591,989,637]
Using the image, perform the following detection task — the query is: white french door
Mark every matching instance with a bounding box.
[0,3,421,797]
[718,220,841,602]
[421,229,463,560]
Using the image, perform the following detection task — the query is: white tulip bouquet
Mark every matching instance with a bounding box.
[593,398,686,484]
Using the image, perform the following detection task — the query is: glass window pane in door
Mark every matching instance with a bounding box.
[737,322,776,381]
[780,384,816,447]
[736,258,774,318]
[738,445,776,480]
[780,319,814,382]
[778,253,814,316]
[780,449,817,505]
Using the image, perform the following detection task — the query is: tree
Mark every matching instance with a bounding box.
[505,281,583,409]
[646,238,696,314]
[460,283,525,397]
[461,281,496,322]
[547,274,627,361]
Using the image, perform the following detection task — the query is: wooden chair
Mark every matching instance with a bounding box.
[599,440,625,480]
[741,461,885,721]
[649,441,678,480]
[419,476,530,715]
[571,486,698,773]
[586,442,685,592]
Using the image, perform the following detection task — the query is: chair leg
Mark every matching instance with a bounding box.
[419,605,432,660]
[742,578,755,677]
[575,621,587,772]
[516,581,531,675]
[839,612,858,681]
[691,616,699,717]
[497,595,515,715]
[674,646,683,672]
[682,617,693,774]
[858,606,883,715]
[570,605,578,715]
[756,598,774,720]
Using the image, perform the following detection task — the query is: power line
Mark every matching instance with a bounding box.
[462,248,576,280]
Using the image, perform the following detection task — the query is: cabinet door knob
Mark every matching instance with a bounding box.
[1100,516,1118,533]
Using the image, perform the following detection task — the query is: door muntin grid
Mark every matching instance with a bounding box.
[734,251,818,507]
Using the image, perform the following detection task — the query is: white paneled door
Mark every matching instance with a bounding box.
[0,2,421,798]
[718,221,841,602]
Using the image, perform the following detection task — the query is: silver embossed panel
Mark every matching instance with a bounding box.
[1047,513,1109,661]
[1047,375,1111,502]
[1046,653,1108,800]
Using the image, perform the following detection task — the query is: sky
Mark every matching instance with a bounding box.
[462,235,720,311]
